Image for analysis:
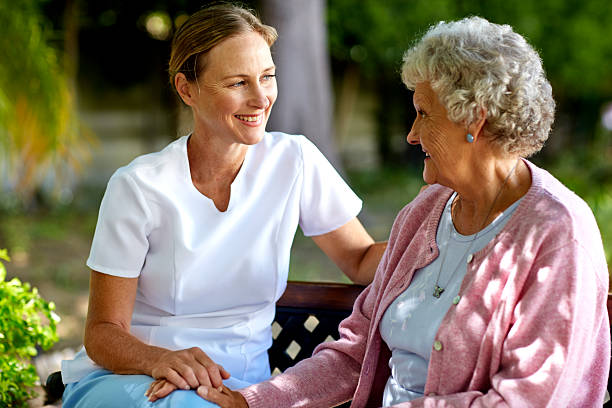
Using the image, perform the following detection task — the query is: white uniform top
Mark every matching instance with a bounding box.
[61,132,362,386]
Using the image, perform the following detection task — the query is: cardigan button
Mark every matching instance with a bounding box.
[452,295,461,305]
[433,340,443,351]
[466,253,474,263]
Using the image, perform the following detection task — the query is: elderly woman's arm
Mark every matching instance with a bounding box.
[311,217,387,285]
[84,270,230,391]
[389,241,609,408]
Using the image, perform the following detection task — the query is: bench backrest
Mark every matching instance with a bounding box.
[269,281,364,374]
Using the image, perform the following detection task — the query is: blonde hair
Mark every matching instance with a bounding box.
[168,4,277,87]
[401,16,555,157]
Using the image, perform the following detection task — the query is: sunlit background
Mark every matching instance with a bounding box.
[0,0,611,391]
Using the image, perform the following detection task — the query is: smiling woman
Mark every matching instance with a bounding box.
[57,4,387,408]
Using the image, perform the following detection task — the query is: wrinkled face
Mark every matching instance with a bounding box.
[407,81,467,187]
[188,31,277,146]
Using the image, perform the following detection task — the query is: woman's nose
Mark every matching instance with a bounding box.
[248,85,270,109]
[406,122,420,145]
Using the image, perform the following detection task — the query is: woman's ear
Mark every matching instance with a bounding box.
[175,73,195,106]
[469,107,487,140]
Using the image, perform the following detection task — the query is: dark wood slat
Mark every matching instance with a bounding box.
[278,281,365,311]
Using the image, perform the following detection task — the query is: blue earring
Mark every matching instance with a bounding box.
[466,133,475,143]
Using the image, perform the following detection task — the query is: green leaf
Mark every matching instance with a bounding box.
[0,248,59,406]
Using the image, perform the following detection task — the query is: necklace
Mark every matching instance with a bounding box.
[432,159,519,298]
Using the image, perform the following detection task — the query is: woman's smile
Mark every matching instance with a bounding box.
[234,113,264,126]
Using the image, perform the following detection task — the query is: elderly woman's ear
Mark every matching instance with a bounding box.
[467,107,487,143]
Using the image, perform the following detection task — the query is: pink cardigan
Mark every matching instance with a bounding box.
[241,161,610,407]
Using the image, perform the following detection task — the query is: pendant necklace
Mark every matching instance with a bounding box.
[432,160,519,298]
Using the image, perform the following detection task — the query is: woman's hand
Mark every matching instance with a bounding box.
[149,347,230,391]
[146,380,247,406]
[197,384,248,408]
[146,378,177,402]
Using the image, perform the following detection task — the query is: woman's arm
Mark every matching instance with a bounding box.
[84,270,229,390]
[388,242,609,408]
[311,217,387,285]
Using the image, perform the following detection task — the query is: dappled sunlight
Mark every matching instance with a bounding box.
[512,338,566,379]
[536,265,551,283]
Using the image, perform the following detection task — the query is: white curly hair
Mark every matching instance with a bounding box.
[401,16,555,157]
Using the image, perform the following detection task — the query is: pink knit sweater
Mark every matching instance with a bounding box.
[241,161,610,407]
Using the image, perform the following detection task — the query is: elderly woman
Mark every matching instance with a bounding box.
[59,4,386,408]
[156,16,609,408]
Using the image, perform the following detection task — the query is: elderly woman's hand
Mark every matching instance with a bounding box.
[149,347,230,392]
[145,380,248,407]
[145,378,177,402]
[197,384,248,407]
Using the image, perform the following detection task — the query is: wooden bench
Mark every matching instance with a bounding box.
[44,281,364,405]
[44,287,612,406]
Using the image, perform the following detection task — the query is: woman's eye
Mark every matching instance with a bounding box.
[261,74,276,82]
[417,109,427,117]
[230,81,246,88]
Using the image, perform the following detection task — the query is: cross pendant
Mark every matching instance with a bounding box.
[433,285,445,298]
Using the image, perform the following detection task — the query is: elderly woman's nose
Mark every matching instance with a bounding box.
[407,123,420,145]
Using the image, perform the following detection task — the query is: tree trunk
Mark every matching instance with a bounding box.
[262,0,342,171]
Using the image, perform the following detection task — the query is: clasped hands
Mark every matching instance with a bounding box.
[144,347,247,407]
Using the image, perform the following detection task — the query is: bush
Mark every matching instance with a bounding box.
[0,248,59,407]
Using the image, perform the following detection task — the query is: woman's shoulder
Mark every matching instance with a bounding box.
[520,161,599,233]
[510,161,604,263]
[259,131,308,155]
[396,184,451,221]
[254,132,325,171]
[389,184,451,239]
[111,136,187,183]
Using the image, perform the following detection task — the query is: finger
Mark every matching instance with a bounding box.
[146,379,164,398]
[150,379,172,402]
[197,385,225,404]
[220,365,231,379]
[192,348,217,387]
[152,381,178,400]
[163,369,191,391]
[206,364,224,388]
[191,361,213,388]
[174,363,200,389]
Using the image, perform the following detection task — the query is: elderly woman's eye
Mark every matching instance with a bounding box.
[231,80,246,88]
[417,109,427,117]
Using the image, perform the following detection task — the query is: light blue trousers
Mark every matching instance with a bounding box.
[62,369,220,408]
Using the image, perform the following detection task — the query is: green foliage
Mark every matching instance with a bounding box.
[0,248,59,407]
[0,0,90,206]
[327,0,612,97]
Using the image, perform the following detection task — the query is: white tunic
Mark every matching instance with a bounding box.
[62,132,362,386]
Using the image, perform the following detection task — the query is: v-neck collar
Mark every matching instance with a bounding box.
[181,134,252,213]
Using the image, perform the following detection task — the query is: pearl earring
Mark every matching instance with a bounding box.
[466,133,475,143]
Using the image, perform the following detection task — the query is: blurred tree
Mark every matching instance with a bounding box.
[0,0,89,208]
[262,0,341,170]
[327,0,612,161]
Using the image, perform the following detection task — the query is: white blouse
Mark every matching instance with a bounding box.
[62,132,362,387]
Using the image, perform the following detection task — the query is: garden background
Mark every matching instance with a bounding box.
[1,0,611,397]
